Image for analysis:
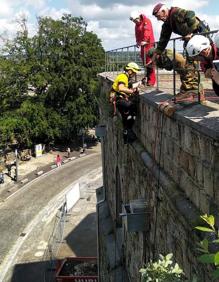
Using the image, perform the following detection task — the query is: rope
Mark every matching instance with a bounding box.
[152,112,165,260]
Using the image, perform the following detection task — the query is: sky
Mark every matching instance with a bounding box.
[0,0,219,51]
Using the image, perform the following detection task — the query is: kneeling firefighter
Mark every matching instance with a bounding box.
[109,62,140,144]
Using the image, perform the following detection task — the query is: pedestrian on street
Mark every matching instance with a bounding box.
[56,154,62,167]
[67,147,71,158]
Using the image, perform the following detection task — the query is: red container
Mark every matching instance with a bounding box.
[55,257,98,282]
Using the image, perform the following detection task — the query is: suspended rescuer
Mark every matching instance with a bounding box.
[109,62,140,144]
[130,11,156,86]
[151,3,210,94]
[186,33,219,96]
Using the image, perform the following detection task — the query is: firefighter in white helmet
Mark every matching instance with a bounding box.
[186,34,219,96]
[214,31,219,48]
[109,62,140,143]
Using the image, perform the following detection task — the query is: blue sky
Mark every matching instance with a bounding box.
[0,0,218,50]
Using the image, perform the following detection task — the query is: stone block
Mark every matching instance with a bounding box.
[190,131,201,157]
[187,154,196,179]
[36,170,44,176]
[195,160,203,186]
[21,178,28,184]
[199,137,213,163]
[79,153,86,157]
[106,233,121,269]
[62,159,69,164]
[214,172,219,202]
[190,185,200,209]
[172,143,182,165]
[171,123,181,142]
[199,191,210,214]
[51,164,57,169]
[179,151,190,173]
[182,126,192,153]
[203,162,214,198]
[69,156,76,161]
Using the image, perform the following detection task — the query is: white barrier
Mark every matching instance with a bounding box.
[65,182,80,212]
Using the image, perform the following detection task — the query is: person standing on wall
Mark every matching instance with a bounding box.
[130,11,156,86]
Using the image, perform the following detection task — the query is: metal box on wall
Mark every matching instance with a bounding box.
[95,125,106,138]
[121,199,151,232]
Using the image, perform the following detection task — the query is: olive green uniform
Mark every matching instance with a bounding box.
[154,7,209,92]
[153,49,199,91]
[156,8,200,54]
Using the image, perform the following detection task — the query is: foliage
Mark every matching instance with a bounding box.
[139,253,185,282]
[0,14,105,148]
[195,214,219,280]
[0,100,64,148]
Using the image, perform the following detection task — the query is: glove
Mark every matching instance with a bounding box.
[140,41,148,46]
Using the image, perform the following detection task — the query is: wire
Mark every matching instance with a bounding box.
[152,112,165,260]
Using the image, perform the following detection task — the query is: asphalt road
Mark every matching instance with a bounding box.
[0,152,101,280]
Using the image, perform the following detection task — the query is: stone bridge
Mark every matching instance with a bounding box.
[97,72,219,282]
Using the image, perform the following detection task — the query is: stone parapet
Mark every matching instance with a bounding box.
[97,72,218,281]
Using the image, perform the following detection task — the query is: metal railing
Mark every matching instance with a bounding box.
[43,203,67,282]
[105,30,219,101]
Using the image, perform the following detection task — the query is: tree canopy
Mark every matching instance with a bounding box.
[0,14,105,149]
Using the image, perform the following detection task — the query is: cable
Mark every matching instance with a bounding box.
[152,112,165,260]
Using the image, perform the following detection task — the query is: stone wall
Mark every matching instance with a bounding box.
[97,72,219,282]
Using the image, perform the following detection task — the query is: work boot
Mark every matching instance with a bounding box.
[127,129,137,144]
[123,129,128,144]
[123,129,137,144]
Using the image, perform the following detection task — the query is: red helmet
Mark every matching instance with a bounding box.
[152,3,165,16]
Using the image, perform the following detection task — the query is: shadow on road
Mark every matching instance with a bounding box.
[11,260,56,282]
[65,212,97,257]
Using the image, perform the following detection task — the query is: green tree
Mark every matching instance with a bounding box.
[0,14,105,148]
[195,214,219,280]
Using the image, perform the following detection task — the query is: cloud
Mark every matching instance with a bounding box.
[70,0,217,50]
[24,0,47,10]
[69,0,157,8]
[0,0,218,51]
[0,0,14,17]
[38,7,71,19]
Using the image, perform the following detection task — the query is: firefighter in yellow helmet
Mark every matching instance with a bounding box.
[110,62,140,144]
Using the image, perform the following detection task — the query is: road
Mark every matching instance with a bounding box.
[0,152,101,281]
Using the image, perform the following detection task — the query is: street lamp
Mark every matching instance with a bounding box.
[15,149,18,182]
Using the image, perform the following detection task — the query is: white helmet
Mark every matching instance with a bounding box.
[130,11,140,21]
[214,31,219,48]
[186,35,211,57]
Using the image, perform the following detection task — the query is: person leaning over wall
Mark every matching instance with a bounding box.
[151,3,210,58]
[151,3,210,96]
[109,62,140,144]
[186,33,219,96]
[147,47,199,93]
[129,11,156,86]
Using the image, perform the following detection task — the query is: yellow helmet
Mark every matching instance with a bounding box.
[125,62,140,73]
